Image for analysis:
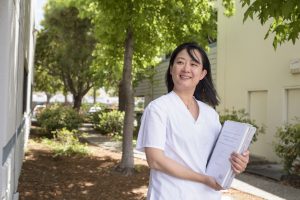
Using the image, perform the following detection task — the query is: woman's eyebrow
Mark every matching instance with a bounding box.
[191,59,202,64]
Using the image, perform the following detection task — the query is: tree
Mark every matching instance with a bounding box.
[224,0,300,48]
[35,1,97,110]
[34,27,64,103]
[73,0,217,175]
[33,63,63,103]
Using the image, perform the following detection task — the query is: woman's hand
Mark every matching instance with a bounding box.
[230,150,250,174]
[205,176,223,191]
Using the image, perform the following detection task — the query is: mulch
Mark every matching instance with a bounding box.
[18,137,265,200]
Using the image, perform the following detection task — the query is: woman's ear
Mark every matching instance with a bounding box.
[200,69,207,80]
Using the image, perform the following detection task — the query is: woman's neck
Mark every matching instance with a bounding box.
[173,89,195,106]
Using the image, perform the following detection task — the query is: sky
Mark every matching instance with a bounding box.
[35,0,47,30]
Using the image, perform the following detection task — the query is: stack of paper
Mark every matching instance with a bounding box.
[206,120,256,189]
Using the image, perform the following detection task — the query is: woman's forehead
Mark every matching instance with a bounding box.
[177,48,202,62]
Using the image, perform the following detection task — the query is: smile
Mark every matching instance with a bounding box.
[179,75,192,79]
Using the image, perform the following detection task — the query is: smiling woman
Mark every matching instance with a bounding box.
[136,42,250,200]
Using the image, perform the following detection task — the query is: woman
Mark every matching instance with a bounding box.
[136,42,249,199]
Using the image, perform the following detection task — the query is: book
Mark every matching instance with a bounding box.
[206,120,256,189]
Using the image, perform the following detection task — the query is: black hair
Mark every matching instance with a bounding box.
[165,42,220,107]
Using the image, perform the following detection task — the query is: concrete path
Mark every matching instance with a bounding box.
[81,125,300,200]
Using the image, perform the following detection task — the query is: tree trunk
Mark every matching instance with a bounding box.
[64,93,68,105]
[118,80,126,111]
[73,94,83,111]
[115,27,135,175]
[45,93,52,104]
[93,88,96,104]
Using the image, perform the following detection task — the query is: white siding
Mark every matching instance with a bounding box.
[0,0,35,199]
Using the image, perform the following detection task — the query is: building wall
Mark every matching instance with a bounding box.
[216,0,300,161]
[0,0,35,199]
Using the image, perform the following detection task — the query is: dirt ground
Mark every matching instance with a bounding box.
[18,136,265,200]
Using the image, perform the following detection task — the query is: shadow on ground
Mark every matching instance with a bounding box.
[18,145,149,200]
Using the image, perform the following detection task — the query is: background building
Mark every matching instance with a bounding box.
[216,0,300,161]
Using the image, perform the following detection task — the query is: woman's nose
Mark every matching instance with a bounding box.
[182,62,191,72]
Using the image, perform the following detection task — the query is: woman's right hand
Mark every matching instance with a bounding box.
[205,176,223,191]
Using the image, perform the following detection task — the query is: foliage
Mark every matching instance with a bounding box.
[37,104,83,134]
[42,128,89,157]
[219,108,265,142]
[222,0,236,17]
[71,0,218,86]
[33,60,63,98]
[96,110,125,136]
[72,0,219,173]
[240,0,300,48]
[85,104,110,124]
[275,120,300,175]
[36,1,97,110]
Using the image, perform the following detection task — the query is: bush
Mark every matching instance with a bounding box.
[81,103,110,123]
[96,110,124,135]
[275,120,300,175]
[37,104,83,134]
[42,128,89,157]
[219,108,265,142]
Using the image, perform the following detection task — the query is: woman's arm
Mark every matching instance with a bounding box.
[145,147,222,190]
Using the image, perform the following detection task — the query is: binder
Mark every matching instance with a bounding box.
[206,120,256,189]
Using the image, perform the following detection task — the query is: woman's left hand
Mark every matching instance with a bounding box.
[230,150,250,174]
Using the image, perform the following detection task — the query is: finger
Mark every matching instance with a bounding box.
[231,163,242,174]
[230,157,246,172]
[242,150,250,156]
[232,152,248,164]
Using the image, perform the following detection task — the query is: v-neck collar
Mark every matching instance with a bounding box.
[170,91,201,124]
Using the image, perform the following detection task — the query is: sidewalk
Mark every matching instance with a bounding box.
[81,125,300,200]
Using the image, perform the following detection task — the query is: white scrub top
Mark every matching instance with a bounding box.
[136,91,222,200]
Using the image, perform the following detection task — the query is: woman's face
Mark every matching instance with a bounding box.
[170,48,207,92]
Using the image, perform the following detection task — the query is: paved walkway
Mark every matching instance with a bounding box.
[80,125,300,200]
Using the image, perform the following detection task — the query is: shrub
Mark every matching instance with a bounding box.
[97,110,124,135]
[90,110,103,127]
[275,120,300,175]
[83,103,110,123]
[37,104,83,134]
[42,128,89,157]
[219,108,265,142]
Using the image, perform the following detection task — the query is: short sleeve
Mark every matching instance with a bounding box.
[136,102,167,152]
[215,112,222,133]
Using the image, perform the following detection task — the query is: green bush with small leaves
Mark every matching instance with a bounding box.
[219,108,265,142]
[37,104,83,134]
[97,110,124,135]
[83,103,110,123]
[275,120,300,175]
[42,128,88,157]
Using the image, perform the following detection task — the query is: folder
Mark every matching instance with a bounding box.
[206,120,256,189]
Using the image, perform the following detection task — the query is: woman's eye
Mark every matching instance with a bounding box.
[176,61,184,64]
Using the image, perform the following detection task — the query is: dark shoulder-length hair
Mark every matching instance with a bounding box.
[166,42,220,107]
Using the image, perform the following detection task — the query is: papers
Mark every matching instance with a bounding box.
[206,120,256,189]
